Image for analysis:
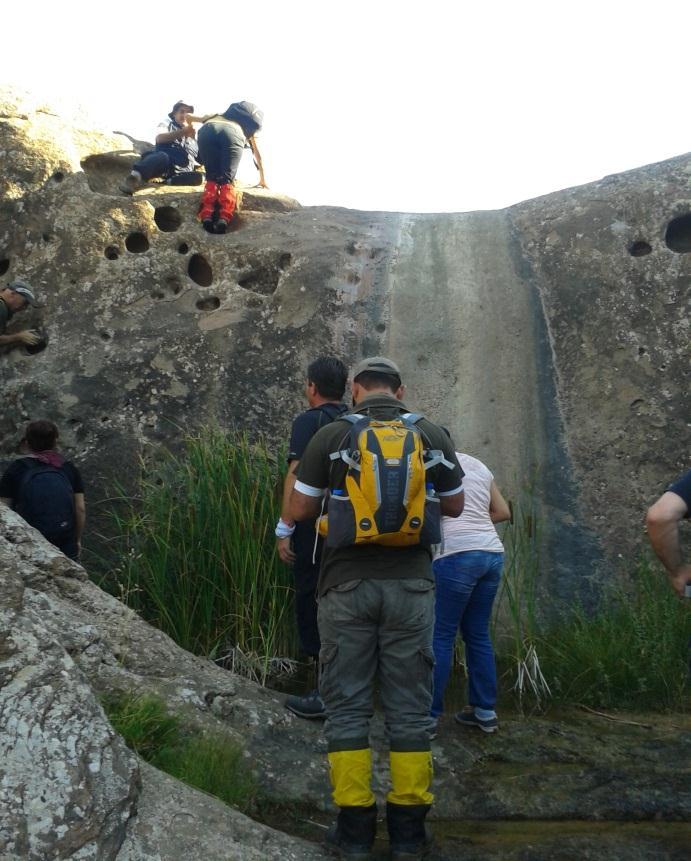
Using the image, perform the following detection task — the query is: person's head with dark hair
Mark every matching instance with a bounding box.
[24,420,59,453]
[351,356,405,404]
[306,356,347,405]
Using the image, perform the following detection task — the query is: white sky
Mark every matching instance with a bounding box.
[2,0,689,213]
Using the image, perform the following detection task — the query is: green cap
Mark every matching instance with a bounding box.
[352,356,402,381]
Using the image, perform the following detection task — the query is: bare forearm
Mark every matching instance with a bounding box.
[647,519,683,574]
[74,497,86,541]
[280,465,298,524]
[156,129,187,144]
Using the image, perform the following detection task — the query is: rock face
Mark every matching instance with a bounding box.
[0,507,329,860]
[1,88,688,597]
[1,507,690,860]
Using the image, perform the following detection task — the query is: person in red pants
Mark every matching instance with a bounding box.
[192,101,267,233]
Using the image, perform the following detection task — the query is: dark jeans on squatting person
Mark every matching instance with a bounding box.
[318,578,435,837]
[131,145,200,184]
[431,550,503,717]
[197,121,246,184]
[292,521,321,659]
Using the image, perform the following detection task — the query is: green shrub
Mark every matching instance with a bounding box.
[110,428,296,677]
[540,558,690,711]
[103,693,257,811]
[104,691,180,761]
[155,735,257,809]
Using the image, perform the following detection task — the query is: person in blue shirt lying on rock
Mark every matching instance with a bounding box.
[0,281,41,350]
[120,100,203,194]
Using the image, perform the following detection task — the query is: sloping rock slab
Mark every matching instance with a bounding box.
[118,762,325,860]
[0,539,139,860]
[2,507,690,828]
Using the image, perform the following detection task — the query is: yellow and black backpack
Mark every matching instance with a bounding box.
[319,412,454,549]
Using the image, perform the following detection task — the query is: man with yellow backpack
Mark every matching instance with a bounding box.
[290,357,464,861]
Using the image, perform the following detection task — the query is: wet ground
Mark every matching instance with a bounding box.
[266,669,690,860]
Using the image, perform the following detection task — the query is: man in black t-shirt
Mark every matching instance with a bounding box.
[0,420,85,560]
[290,357,464,860]
[276,357,348,720]
[646,469,691,597]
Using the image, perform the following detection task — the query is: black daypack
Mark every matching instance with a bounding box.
[15,462,75,539]
[222,102,264,138]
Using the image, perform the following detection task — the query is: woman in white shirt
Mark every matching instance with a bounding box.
[431,453,511,733]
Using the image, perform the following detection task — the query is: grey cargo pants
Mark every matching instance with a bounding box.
[318,578,436,748]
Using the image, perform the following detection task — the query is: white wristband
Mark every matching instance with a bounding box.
[275,518,296,539]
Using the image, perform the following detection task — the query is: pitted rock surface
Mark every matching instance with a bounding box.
[2,87,689,597]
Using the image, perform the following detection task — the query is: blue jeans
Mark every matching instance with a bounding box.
[197,121,246,184]
[431,550,503,716]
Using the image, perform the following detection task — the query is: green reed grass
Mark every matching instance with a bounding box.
[540,557,690,711]
[103,693,257,811]
[111,428,296,678]
[493,488,551,710]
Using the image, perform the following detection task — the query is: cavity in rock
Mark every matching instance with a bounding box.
[104,246,120,261]
[0,259,9,275]
[154,206,182,233]
[188,254,213,287]
[628,240,652,257]
[178,242,190,254]
[196,296,221,311]
[125,232,150,253]
[664,214,691,253]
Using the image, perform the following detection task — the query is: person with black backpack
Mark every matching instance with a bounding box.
[0,420,85,561]
[276,357,349,720]
[191,101,267,233]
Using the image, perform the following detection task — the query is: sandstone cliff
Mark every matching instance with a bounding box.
[1,86,689,600]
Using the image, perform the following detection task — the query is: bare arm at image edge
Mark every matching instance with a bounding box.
[489,480,511,523]
[0,331,40,346]
[645,491,690,597]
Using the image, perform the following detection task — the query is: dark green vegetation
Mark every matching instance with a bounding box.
[103,693,257,810]
[495,499,690,712]
[538,559,690,711]
[110,428,295,679]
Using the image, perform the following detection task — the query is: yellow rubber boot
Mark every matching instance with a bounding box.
[387,750,434,806]
[328,748,376,808]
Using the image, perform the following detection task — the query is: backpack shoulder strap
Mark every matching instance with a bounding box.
[328,413,367,469]
[315,402,348,428]
[400,414,455,470]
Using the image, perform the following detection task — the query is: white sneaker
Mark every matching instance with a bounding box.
[120,170,143,195]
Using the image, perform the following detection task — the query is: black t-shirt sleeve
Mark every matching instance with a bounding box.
[668,469,691,517]
[295,424,338,491]
[288,411,322,462]
[66,463,85,494]
[419,421,464,495]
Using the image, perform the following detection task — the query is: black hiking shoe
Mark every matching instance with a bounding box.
[285,689,326,720]
[325,805,377,860]
[215,218,228,233]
